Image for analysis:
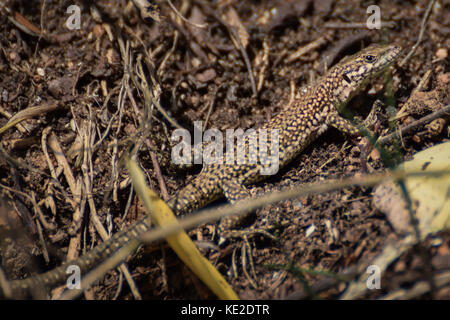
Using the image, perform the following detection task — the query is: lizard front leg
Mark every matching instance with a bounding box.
[326,110,378,173]
[325,111,361,137]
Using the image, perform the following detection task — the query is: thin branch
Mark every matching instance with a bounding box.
[399,0,437,67]
[166,0,207,28]
[229,27,258,98]
[140,169,450,244]
[377,105,450,145]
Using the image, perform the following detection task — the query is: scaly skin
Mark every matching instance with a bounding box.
[5,43,401,298]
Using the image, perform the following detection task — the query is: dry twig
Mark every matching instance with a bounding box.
[399,0,437,67]
[377,105,450,145]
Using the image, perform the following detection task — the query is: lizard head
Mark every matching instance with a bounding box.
[327,43,401,109]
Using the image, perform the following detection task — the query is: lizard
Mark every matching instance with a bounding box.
[3,43,401,298]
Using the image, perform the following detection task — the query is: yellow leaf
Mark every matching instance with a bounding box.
[125,156,239,300]
[373,141,450,235]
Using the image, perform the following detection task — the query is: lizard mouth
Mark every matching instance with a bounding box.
[370,44,402,77]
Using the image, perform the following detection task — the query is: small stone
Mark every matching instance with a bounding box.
[196,68,217,83]
[93,24,104,37]
[9,51,19,62]
[36,67,45,77]
[435,48,448,60]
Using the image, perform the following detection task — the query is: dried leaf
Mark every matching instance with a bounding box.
[373,141,450,235]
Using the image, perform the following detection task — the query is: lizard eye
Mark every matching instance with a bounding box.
[364,55,376,63]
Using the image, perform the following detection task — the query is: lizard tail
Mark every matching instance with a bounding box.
[6,216,152,298]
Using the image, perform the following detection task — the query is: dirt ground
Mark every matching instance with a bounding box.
[0,0,449,300]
